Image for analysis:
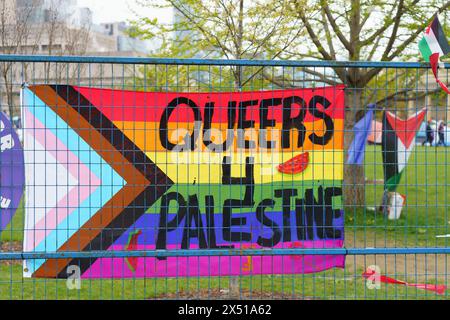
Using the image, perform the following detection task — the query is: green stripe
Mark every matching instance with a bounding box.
[145,180,343,214]
[386,171,403,192]
[419,36,432,62]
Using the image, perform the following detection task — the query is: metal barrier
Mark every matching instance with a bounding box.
[0,55,448,300]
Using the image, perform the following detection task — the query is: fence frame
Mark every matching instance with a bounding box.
[0,54,448,261]
[0,54,449,68]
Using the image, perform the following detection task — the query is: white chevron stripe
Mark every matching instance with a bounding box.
[397,137,416,173]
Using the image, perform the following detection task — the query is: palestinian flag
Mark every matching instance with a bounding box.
[382,108,427,191]
[418,15,450,94]
[419,15,450,62]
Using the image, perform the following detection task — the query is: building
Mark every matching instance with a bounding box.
[15,0,79,25]
[0,0,156,116]
[4,0,153,56]
[98,22,155,54]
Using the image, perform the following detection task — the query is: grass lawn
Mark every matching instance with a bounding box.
[0,145,449,300]
[0,264,448,300]
[348,145,450,247]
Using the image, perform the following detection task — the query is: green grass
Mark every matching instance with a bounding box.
[346,145,450,248]
[0,145,448,300]
[0,200,24,243]
[0,264,447,300]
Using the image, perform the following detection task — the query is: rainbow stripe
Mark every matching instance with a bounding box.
[22,84,345,278]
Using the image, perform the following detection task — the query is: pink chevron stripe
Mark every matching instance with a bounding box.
[24,109,101,250]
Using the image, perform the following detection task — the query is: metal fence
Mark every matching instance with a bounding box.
[0,55,449,300]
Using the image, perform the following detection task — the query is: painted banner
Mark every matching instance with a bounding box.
[0,112,25,232]
[22,84,345,278]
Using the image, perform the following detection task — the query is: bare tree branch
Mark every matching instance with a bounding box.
[380,0,405,61]
[322,3,353,55]
[320,7,337,60]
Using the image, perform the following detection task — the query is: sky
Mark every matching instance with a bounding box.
[77,0,173,24]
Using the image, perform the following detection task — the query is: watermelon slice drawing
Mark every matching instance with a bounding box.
[277,152,310,174]
[124,229,142,273]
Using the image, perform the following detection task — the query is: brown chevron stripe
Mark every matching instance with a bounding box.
[30,85,173,278]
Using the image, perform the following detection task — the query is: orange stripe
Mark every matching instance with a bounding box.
[112,119,344,152]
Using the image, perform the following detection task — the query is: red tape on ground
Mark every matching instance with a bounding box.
[362,267,447,295]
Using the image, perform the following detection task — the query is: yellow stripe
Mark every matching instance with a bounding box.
[147,150,343,184]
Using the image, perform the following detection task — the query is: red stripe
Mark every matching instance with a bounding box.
[74,85,345,123]
[385,108,427,149]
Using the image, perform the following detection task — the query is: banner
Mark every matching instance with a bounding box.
[22,84,345,278]
[0,112,25,233]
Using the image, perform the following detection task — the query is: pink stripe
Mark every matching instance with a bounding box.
[24,109,101,251]
[82,241,344,278]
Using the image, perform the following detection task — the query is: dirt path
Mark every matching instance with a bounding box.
[0,241,23,266]
[153,288,315,300]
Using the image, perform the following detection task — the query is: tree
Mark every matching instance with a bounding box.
[131,0,309,299]
[0,0,91,118]
[285,0,450,206]
[131,0,450,207]
[129,0,450,298]
[130,0,305,89]
[40,0,91,82]
[0,0,41,118]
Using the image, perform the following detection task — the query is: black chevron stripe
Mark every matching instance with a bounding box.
[49,85,173,278]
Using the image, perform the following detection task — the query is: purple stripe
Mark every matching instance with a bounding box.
[112,210,344,246]
[82,241,345,278]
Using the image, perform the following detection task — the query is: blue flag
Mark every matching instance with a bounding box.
[346,104,375,165]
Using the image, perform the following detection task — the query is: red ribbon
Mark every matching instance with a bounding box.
[429,53,450,94]
[362,267,447,295]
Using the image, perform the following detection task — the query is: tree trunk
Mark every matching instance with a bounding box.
[1,65,15,118]
[6,83,14,119]
[343,89,365,207]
